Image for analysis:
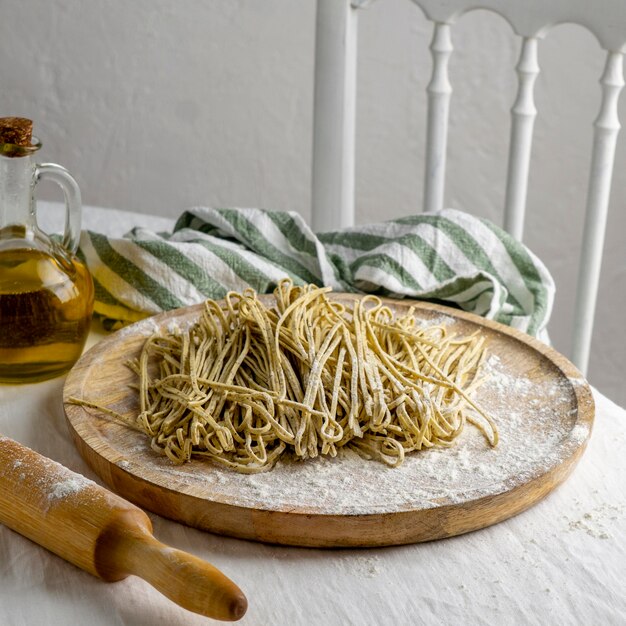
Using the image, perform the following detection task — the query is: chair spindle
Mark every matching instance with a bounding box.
[312,0,359,231]
[504,36,540,241]
[572,50,624,374]
[424,22,453,214]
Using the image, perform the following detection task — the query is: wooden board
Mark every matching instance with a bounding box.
[63,296,594,548]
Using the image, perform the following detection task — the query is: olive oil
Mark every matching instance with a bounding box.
[0,247,94,383]
[0,116,93,382]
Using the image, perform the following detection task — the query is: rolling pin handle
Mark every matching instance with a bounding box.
[100,520,247,621]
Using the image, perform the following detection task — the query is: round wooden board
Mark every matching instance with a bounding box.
[63,296,594,548]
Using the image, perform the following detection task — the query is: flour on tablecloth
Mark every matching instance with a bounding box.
[563,499,625,540]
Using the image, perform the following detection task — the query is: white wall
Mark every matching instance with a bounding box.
[2,0,625,405]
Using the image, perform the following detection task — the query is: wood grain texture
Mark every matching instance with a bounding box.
[0,437,247,620]
[63,296,594,548]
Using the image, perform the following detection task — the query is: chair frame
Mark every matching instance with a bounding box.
[312,0,626,375]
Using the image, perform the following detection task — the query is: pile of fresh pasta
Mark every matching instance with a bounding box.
[117,280,497,473]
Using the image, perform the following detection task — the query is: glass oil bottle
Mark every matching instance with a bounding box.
[0,117,94,383]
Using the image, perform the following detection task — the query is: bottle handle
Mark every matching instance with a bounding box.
[35,163,82,255]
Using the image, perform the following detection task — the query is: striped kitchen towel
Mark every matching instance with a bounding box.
[78,207,555,338]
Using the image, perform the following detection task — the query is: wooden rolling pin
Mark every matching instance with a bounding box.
[0,435,247,621]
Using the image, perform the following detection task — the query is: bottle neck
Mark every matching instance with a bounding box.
[0,152,37,233]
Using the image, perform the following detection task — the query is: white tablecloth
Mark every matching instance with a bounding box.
[1,205,625,626]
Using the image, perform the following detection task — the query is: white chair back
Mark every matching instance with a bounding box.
[312,0,626,375]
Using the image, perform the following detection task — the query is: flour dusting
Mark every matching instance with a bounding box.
[417,314,457,328]
[113,316,160,340]
[110,314,197,344]
[0,440,100,510]
[47,476,93,502]
[81,313,594,517]
[112,340,590,516]
[563,501,624,540]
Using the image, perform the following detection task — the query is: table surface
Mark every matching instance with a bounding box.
[1,204,625,626]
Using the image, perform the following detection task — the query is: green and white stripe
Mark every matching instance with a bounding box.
[78,207,554,338]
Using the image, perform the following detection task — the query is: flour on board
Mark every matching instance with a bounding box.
[110,345,589,516]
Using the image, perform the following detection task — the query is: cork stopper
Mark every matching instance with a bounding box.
[0,117,33,146]
[0,117,40,157]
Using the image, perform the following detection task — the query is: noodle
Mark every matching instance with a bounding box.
[71,280,497,473]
